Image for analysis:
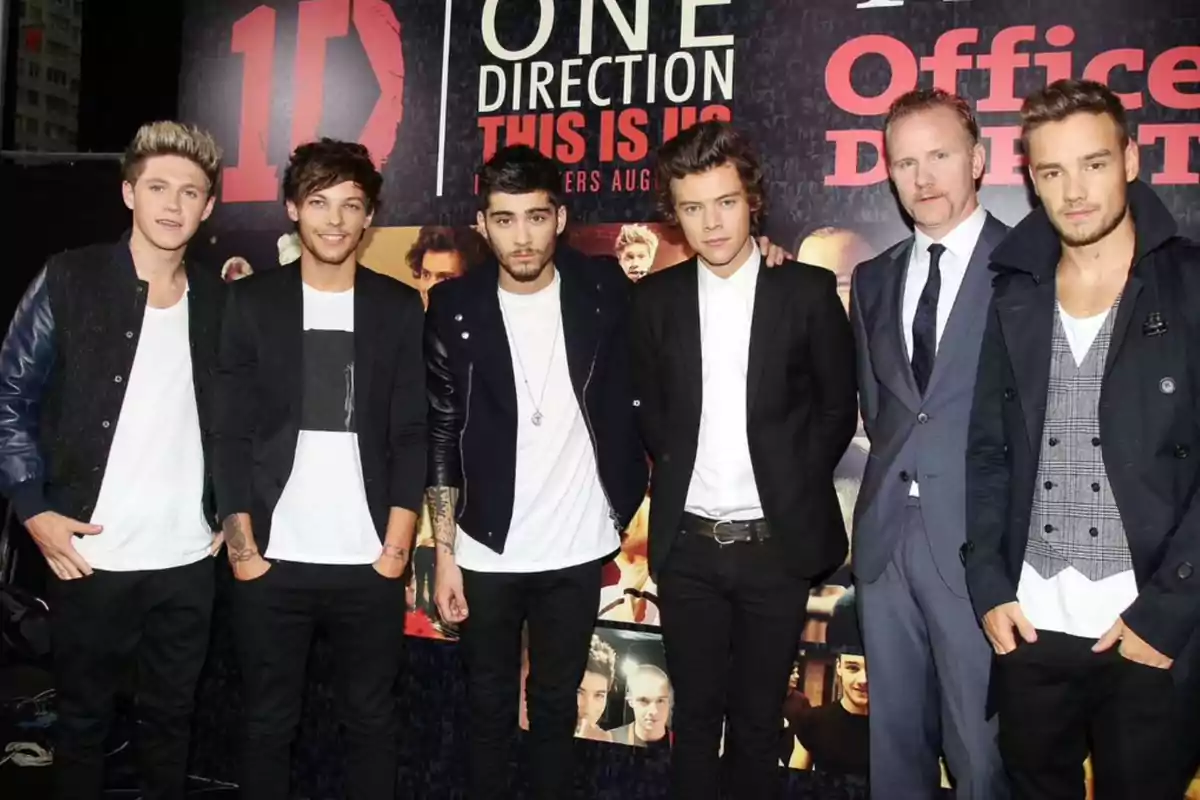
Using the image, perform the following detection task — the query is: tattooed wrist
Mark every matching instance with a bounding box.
[381,544,408,561]
[227,548,260,563]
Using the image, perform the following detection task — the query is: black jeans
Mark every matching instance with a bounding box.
[232,560,406,800]
[994,629,1189,800]
[658,531,810,800]
[459,558,603,800]
[49,557,215,800]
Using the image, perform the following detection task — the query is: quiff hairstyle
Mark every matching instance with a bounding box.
[654,121,765,230]
[121,121,223,194]
[1020,79,1130,152]
[883,89,980,155]
[614,223,659,255]
[585,635,618,687]
[283,138,383,213]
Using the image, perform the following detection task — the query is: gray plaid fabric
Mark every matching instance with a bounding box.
[1024,302,1134,581]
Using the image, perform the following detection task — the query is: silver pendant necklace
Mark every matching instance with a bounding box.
[498,288,562,426]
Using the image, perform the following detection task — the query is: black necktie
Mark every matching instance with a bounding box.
[911,243,945,395]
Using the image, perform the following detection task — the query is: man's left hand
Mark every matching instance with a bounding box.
[373,543,409,579]
[1093,617,1174,669]
[757,236,793,268]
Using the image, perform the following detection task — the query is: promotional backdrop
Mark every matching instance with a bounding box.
[180,0,1200,790]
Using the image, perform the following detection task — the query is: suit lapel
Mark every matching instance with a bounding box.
[559,259,601,406]
[996,279,1055,454]
[747,263,784,412]
[470,272,518,415]
[673,261,703,418]
[1104,273,1144,378]
[870,240,921,410]
[924,215,1003,396]
[276,266,305,419]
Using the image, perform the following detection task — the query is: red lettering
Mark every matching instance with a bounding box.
[1083,49,1145,110]
[223,6,279,203]
[290,0,349,149]
[555,112,586,164]
[478,116,505,162]
[1138,124,1200,185]
[1148,47,1200,110]
[662,107,679,142]
[539,114,555,158]
[825,130,887,187]
[505,115,537,148]
[920,28,977,95]
[976,26,1036,112]
[616,108,649,162]
[352,0,406,167]
[1034,26,1075,85]
[600,110,616,161]
[826,35,917,116]
[980,126,1024,186]
[590,170,602,192]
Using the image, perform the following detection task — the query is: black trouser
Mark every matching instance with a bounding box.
[658,530,810,800]
[232,560,406,800]
[459,558,603,800]
[994,629,1190,800]
[49,557,215,800]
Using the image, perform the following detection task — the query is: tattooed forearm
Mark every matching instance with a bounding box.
[427,486,459,556]
[222,514,258,564]
[381,543,409,561]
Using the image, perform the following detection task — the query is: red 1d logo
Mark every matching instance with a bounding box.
[223,0,406,204]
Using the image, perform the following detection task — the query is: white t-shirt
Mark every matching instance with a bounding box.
[1017,304,1137,638]
[455,271,618,573]
[266,284,382,565]
[84,291,212,571]
[684,244,764,520]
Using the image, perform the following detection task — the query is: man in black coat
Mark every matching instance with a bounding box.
[965,79,1200,799]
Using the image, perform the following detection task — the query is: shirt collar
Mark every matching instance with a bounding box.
[698,239,761,292]
[913,204,987,264]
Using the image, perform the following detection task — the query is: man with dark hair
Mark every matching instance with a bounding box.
[631,120,858,799]
[576,634,617,742]
[849,87,1010,799]
[425,144,648,799]
[214,138,426,800]
[406,225,480,307]
[0,121,225,800]
[966,78,1200,799]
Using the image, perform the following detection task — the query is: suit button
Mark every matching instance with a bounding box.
[1091,436,1101,447]
[1176,445,1190,459]
[662,453,671,464]
[1004,388,1015,400]
[917,412,929,424]
[114,375,123,384]
[1048,437,1059,447]
[101,420,111,429]
[1044,481,1054,490]
[899,470,911,482]
[125,331,134,339]
[1092,482,1101,492]
[1089,527,1099,537]
[1044,524,1054,533]
[1179,562,1194,580]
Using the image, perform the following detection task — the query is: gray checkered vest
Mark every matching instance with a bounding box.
[1024,302,1134,580]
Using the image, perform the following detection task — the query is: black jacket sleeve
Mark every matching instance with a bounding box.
[212,283,257,520]
[848,266,877,441]
[424,292,464,489]
[0,268,57,521]
[629,281,665,462]
[388,290,428,512]
[964,296,1018,619]
[807,268,859,473]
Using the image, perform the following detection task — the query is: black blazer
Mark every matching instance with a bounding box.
[212,264,427,551]
[630,257,858,580]
[424,247,648,554]
[965,181,1200,659]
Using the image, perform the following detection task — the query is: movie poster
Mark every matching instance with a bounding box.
[180,0,1200,785]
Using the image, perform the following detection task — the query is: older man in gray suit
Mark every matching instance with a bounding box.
[849,89,1009,799]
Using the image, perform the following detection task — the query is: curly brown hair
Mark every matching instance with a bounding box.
[283,138,383,212]
[654,121,764,231]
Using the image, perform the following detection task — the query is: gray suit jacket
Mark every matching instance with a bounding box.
[850,214,1009,596]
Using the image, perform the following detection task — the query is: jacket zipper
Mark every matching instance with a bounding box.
[457,363,473,518]
[581,342,620,530]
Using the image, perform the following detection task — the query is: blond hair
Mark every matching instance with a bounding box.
[121,121,223,194]
[614,223,659,255]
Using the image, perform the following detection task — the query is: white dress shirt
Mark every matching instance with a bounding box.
[902,205,987,497]
[683,243,764,521]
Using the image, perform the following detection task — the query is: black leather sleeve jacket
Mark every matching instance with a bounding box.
[0,237,224,525]
[424,248,648,555]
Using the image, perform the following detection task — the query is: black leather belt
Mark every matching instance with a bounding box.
[680,512,771,545]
